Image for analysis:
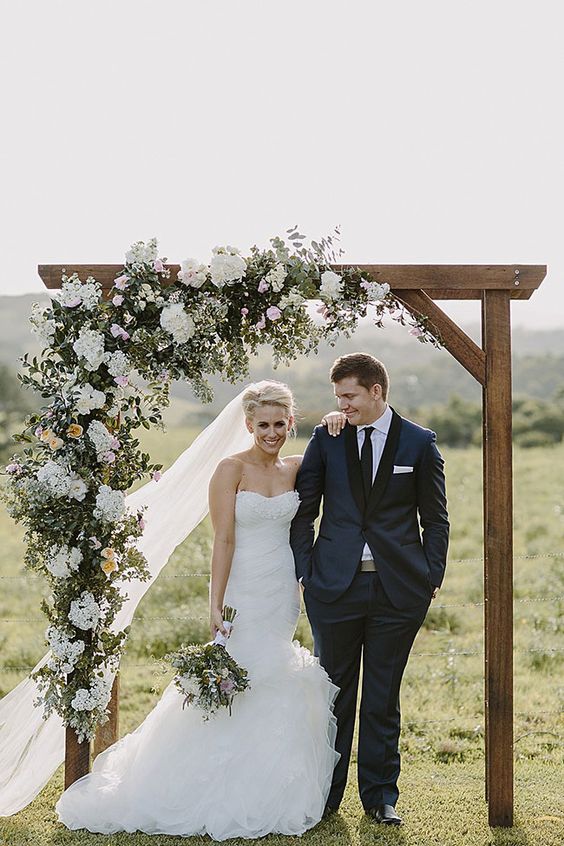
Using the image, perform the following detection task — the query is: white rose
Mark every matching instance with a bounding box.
[178,258,208,288]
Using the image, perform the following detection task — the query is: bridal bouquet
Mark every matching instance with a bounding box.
[165,607,250,719]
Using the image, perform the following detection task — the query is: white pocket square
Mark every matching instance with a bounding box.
[393,465,413,474]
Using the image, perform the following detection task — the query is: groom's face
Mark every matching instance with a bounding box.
[333,376,382,426]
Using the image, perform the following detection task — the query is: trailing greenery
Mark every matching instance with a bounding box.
[0,231,437,742]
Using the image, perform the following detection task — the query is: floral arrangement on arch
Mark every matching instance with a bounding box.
[1,227,437,741]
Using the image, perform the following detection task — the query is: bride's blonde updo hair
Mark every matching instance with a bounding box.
[242,380,296,435]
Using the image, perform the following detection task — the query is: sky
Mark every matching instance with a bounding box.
[1,0,562,329]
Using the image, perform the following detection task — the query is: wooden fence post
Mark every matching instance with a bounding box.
[482,290,514,827]
[64,728,90,789]
[93,674,120,759]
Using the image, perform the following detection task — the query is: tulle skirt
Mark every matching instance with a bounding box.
[56,640,338,839]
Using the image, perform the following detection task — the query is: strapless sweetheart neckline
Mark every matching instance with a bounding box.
[236,490,297,500]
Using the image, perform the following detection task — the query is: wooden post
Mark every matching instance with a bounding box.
[482,290,514,827]
[64,727,90,789]
[93,674,120,759]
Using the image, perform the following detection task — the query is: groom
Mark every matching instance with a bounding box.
[290,353,449,825]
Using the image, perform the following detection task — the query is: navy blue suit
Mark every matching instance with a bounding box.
[290,409,449,809]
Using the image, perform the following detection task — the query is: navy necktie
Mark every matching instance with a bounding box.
[360,426,374,501]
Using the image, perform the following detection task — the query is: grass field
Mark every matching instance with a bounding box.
[1,426,563,845]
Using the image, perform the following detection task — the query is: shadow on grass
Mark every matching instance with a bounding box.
[489,815,531,846]
[358,814,406,845]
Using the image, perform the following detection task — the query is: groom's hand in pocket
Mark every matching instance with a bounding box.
[321,411,347,437]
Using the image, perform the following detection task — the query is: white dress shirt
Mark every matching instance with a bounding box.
[357,404,392,560]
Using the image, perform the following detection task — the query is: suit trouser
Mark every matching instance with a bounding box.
[304,571,430,809]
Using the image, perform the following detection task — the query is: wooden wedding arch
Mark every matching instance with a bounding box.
[39,262,547,827]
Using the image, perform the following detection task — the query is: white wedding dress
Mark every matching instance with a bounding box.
[56,490,339,840]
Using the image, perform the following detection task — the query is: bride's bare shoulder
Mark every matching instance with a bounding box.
[211,455,245,484]
[282,454,303,470]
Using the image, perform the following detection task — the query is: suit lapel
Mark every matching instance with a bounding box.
[344,423,365,514]
[366,408,403,518]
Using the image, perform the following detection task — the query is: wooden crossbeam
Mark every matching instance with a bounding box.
[37,264,547,300]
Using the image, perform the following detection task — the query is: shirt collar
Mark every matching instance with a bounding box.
[357,404,392,436]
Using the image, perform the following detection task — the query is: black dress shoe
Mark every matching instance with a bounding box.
[366,804,402,825]
[322,804,339,819]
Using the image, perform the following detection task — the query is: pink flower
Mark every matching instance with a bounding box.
[102,451,116,463]
[154,258,164,273]
[266,306,282,321]
[110,323,130,341]
[112,294,124,306]
[255,315,266,330]
[89,536,102,549]
[138,516,146,531]
[64,297,82,308]
[240,307,249,317]
[34,426,43,437]
[152,470,162,482]
[159,369,170,380]
[409,326,424,338]
[109,436,120,450]
[220,678,235,694]
[6,463,21,474]
[114,375,129,387]
[257,279,269,294]
[114,275,128,290]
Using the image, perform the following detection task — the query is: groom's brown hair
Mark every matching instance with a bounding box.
[330,353,389,401]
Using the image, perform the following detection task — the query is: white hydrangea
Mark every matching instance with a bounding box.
[125,238,158,266]
[30,302,57,346]
[278,289,305,310]
[70,688,95,711]
[94,485,126,522]
[140,283,156,303]
[87,420,114,458]
[265,262,286,293]
[71,674,112,712]
[58,275,101,310]
[68,590,101,630]
[160,303,195,344]
[45,544,83,578]
[72,328,106,371]
[46,625,85,674]
[36,461,71,498]
[105,350,131,378]
[210,247,246,287]
[178,674,201,698]
[75,383,106,415]
[363,280,390,302]
[319,270,343,300]
[178,258,208,288]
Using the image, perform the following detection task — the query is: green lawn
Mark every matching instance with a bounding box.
[1,430,563,845]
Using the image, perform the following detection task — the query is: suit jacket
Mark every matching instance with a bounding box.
[290,409,450,608]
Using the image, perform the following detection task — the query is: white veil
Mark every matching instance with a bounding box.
[0,389,252,816]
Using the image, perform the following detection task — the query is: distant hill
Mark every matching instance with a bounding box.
[1,294,563,423]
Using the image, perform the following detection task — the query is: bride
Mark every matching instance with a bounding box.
[56,381,340,839]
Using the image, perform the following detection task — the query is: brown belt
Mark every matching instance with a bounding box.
[360,558,377,572]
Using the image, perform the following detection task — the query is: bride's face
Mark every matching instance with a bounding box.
[246,404,293,455]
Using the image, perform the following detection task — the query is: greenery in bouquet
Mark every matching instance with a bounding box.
[164,607,250,719]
